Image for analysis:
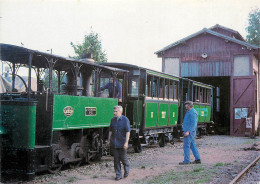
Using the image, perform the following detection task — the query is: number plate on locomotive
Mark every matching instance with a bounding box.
[85,107,97,116]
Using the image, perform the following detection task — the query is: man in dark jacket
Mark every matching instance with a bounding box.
[107,105,130,180]
[179,101,201,165]
[100,78,122,102]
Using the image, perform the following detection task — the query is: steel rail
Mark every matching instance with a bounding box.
[229,155,260,184]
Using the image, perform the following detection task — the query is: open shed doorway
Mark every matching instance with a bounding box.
[189,77,230,135]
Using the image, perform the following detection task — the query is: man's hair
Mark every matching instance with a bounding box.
[184,101,193,108]
[114,105,123,112]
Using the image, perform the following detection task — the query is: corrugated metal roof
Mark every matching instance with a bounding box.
[155,27,259,55]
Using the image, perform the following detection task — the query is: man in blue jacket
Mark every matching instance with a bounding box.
[107,105,130,180]
[179,101,201,165]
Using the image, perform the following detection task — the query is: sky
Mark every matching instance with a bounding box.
[0,0,259,75]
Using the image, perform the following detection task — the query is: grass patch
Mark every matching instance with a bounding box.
[193,167,204,172]
[215,163,224,167]
[136,166,217,184]
[93,175,99,178]
[225,163,232,165]
[141,165,146,169]
[67,177,77,183]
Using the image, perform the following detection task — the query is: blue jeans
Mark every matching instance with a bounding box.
[183,132,200,163]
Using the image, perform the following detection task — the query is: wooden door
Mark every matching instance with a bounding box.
[230,76,255,136]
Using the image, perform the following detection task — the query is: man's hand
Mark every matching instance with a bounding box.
[184,131,189,137]
[123,142,128,150]
[119,99,122,102]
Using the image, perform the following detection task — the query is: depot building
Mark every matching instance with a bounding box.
[155,24,260,137]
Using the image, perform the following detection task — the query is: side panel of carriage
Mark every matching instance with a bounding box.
[143,71,180,131]
[144,100,178,128]
[192,82,213,124]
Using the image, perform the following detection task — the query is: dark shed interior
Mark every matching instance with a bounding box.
[189,77,230,134]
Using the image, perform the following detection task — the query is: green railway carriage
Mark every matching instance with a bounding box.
[102,63,214,151]
[179,78,214,136]
[0,44,127,180]
[101,63,183,151]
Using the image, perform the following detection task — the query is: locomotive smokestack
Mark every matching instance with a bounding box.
[80,53,94,96]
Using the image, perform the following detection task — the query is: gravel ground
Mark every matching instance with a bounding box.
[4,135,260,184]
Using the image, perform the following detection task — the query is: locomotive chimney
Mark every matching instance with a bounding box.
[80,53,95,96]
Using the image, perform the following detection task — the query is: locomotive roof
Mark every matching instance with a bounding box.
[0,43,128,73]
[102,63,213,88]
[101,62,181,80]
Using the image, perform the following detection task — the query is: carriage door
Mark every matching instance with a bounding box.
[230,76,255,136]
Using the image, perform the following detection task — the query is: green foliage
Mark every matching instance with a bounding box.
[246,8,260,47]
[70,30,107,63]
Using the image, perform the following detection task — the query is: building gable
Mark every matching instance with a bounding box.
[155,26,258,57]
[209,24,245,41]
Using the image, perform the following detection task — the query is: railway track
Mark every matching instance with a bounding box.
[229,155,260,184]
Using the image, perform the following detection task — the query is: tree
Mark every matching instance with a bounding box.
[246,8,260,47]
[70,31,108,63]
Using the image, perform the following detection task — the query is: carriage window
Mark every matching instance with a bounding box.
[165,79,169,99]
[200,88,204,103]
[193,86,197,102]
[174,81,178,100]
[197,86,202,102]
[203,88,206,103]
[169,80,174,99]
[129,78,139,96]
[205,88,208,103]
[207,89,211,104]
[152,77,159,98]
[159,78,164,98]
[146,75,152,97]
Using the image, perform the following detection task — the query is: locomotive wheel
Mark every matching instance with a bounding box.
[69,159,82,169]
[133,137,142,153]
[158,134,166,147]
[94,150,102,161]
[48,164,62,174]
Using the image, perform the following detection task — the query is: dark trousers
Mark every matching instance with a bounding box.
[113,148,130,178]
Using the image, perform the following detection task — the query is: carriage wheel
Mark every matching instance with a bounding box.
[133,137,142,153]
[158,134,166,147]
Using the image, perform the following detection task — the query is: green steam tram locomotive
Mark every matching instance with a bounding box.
[0,44,128,179]
[0,44,213,180]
